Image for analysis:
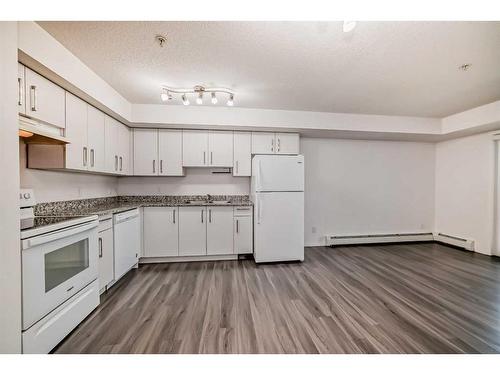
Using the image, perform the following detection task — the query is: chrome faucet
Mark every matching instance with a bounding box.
[206,194,212,202]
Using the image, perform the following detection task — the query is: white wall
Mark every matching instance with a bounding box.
[0,22,22,353]
[435,132,496,255]
[118,168,249,196]
[20,142,118,203]
[302,138,436,246]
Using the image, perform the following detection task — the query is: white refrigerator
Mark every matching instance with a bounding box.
[251,154,304,263]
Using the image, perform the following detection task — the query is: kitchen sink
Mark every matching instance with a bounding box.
[183,200,231,205]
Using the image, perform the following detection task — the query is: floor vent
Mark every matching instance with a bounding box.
[433,233,474,251]
[327,232,434,246]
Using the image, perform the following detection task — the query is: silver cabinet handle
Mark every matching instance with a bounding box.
[210,151,213,165]
[201,209,204,223]
[271,138,274,152]
[209,209,212,223]
[30,85,37,112]
[203,151,206,165]
[119,156,123,171]
[115,155,118,171]
[90,149,95,167]
[153,159,156,173]
[277,138,281,152]
[160,160,163,174]
[236,160,239,174]
[83,147,88,167]
[173,209,176,224]
[98,237,103,258]
[18,77,23,106]
[236,219,239,233]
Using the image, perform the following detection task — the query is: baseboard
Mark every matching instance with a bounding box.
[140,254,239,264]
[327,232,434,246]
[433,233,475,251]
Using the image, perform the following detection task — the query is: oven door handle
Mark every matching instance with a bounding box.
[22,221,98,249]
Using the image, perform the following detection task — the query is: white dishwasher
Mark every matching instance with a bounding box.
[113,208,140,281]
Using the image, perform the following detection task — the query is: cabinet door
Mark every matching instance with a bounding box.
[104,115,119,174]
[233,132,251,176]
[143,207,179,257]
[25,68,65,129]
[133,128,158,175]
[251,132,276,154]
[118,124,130,175]
[178,207,207,256]
[182,130,208,167]
[208,131,233,167]
[276,133,300,155]
[18,63,26,115]
[98,227,114,290]
[87,105,106,172]
[159,130,184,176]
[65,93,88,171]
[234,215,253,254]
[207,206,234,255]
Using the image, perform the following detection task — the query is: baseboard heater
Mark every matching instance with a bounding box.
[327,232,434,246]
[433,233,475,251]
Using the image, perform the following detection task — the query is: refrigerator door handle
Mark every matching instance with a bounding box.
[258,160,263,191]
[257,197,262,224]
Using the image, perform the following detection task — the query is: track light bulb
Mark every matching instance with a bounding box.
[196,92,203,105]
[182,94,190,106]
[343,21,357,33]
[227,94,234,106]
[211,92,218,104]
[160,91,170,102]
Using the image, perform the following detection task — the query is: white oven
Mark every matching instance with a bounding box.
[21,219,99,330]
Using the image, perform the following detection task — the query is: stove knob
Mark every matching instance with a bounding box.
[24,193,31,199]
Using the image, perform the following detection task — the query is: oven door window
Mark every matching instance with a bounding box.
[44,238,90,292]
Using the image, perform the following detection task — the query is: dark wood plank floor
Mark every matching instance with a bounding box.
[53,243,500,354]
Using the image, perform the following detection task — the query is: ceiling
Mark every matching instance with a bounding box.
[37,21,500,118]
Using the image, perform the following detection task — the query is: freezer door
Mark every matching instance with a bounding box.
[252,155,304,192]
[254,192,304,263]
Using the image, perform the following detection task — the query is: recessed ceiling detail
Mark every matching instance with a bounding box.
[37,21,500,117]
[161,85,235,106]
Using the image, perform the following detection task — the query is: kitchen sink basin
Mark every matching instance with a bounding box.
[183,200,231,205]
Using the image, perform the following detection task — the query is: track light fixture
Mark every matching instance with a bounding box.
[160,85,235,106]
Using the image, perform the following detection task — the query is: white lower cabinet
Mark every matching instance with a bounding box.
[234,211,253,255]
[179,206,207,256]
[143,207,179,257]
[207,206,234,255]
[97,220,114,292]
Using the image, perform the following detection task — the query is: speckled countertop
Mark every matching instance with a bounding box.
[34,195,253,219]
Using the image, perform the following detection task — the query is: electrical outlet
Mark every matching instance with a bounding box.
[77,187,82,197]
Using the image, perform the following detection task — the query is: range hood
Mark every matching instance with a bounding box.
[19,116,69,145]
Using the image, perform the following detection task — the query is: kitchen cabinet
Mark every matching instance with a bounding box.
[65,93,88,171]
[233,132,251,176]
[25,67,65,129]
[159,130,184,176]
[87,105,106,172]
[251,132,300,155]
[18,63,26,115]
[234,206,253,254]
[182,130,209,167]
[133,128,158,175]
[178,206,207,256]
[105,115,119,173]
[251,132,276,154]
[97,219,114,292]
[118,123,131,175]
[143,207,179,257]
[208,131,233,167]
[207,206,234,255]
[275,133,300,154]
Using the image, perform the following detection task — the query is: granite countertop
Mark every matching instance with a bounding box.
[34,195,253,219]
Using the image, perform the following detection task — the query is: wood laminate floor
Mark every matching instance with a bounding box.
[53,243,500,354]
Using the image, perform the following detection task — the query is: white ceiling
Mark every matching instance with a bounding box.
[37,21,500,118]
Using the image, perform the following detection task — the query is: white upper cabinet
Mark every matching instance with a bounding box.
[183,130,209,167]
[25,67,65,129]
[251,132,276,154]
[207,206,234,255]
[65,93,88,171]
[104,115,119,174]
[87,105,106,172]
[18,63,26,115]
[233,132,251,176]
[208,131,233,167]
[275,133,300,154]
[179,206,207,256]
[118,123,130,175]
[133,128,158,176]
[159,130,184,176]
[143,207,179,257]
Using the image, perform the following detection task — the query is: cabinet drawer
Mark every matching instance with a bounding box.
[233,206,253,216]
[98,218,112,232]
